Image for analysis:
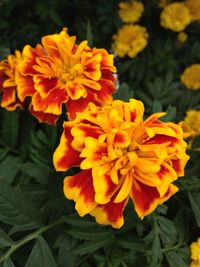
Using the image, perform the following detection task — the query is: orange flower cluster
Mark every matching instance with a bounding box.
[0,29,116,124]
[53,99,189,228]
[0,28,190,228]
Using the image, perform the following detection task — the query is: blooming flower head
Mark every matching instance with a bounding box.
[0,51,24,110]
[190,238,200,267]
[112,24,148,58]
[160,2,191,32]
[53,99,189,228]
[118,0,144,23]
[181,64,200,90]
[177,31,188,43]
[183,110,200,137]
[186,0,200,22]
[18,28,116,124]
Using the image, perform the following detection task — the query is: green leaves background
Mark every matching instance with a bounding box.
[0,0,200,266]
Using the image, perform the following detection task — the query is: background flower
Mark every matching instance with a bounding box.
[0,51,24,110]
[118,0,144,23]
[186,0,200,22]
[190,238,200,267]
[53,99,189,228]
[181,64,200,90]
[160,2,191,32]
[112,24,148,58]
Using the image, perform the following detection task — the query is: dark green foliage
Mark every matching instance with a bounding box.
[0,0,200,266]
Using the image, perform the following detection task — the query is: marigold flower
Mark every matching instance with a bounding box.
[17,29,116,124]
[186,0,200,22]
[183,110,200,137]
[53,99,189,228]
[190,238,200,267]
[160,2,191,32]
[118,0,144,23]
[0,51,24,110]
[181,64,200,90]
[112,24,148,58]
[177,31,188,43]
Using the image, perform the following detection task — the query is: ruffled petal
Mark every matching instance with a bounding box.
[90,194,129,228]
[130,179,178,219]
[64,170,96,216]
[53,126,81,171]
[30,105,59,125]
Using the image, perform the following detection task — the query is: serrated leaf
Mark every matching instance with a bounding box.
[114,82,132,102]
[188,191,200,227]
[152,100,162,113]
[0,228,13,248]
[66,214,102,227]
[0,156,22,184]
[165,251,188,267]
[25,237,56,267]
[1,111,20,148]
[67,227,110,240]
[72,237,111,255]
[0,179,43,233]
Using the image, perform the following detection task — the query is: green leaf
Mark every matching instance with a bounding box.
[1,110,20,148]
[114,82,132,102]
[72,237,111,255]
[0,228,13,248]
[152,100,162,113]
[25,237,56,267]
[0,179,43,233]
[67,227,110,240]
[86,20,93,47]
[165,251,188,267]
[188,191,200,227]
[161,106,176,122]
[3,258,15,267]
[0,156,22,184]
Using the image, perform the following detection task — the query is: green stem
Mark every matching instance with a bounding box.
[161,243,185,253]
[0,217,67,263]
[0,139,22,156]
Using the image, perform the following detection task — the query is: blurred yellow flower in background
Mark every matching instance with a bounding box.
[190,238,200,267]
[118,0,144,23]
[181,64,200,90]
[112,24,148,58]
[159,0,170,8]
[183,110,200,137]
[160,2,191,32]
[186,0,200,22]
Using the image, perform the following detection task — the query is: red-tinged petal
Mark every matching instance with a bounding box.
[20,45,45,75]
[145,134,177,145]
[84,53,102,81]
[33,75,58,97]
[90,194,129,228]
[32,88,67,115]
[94,78,115,104]
[1,87,16,108]
[15,73,35,101]
[66,81,86,100]
[64,170,96,216]
[71,123,102,151]
[92,168,117,204]
[130,179,178,219]
[53,126,81,171]
[30,105,59,125]
[67,93,98,120]
[92,48,116,72]
[75,77,101,90]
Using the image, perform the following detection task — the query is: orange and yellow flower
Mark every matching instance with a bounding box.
[160,2,191,32]
[0,51,24,110]
[53,99,189,228]
[112,24,148,58]
[181,64,200,90]
[118,0,144,23]
[190,238,200,267]
[17,28,116,124]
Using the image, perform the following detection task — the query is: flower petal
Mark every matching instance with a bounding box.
[53,126,81,171]
[64,170,96,216]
